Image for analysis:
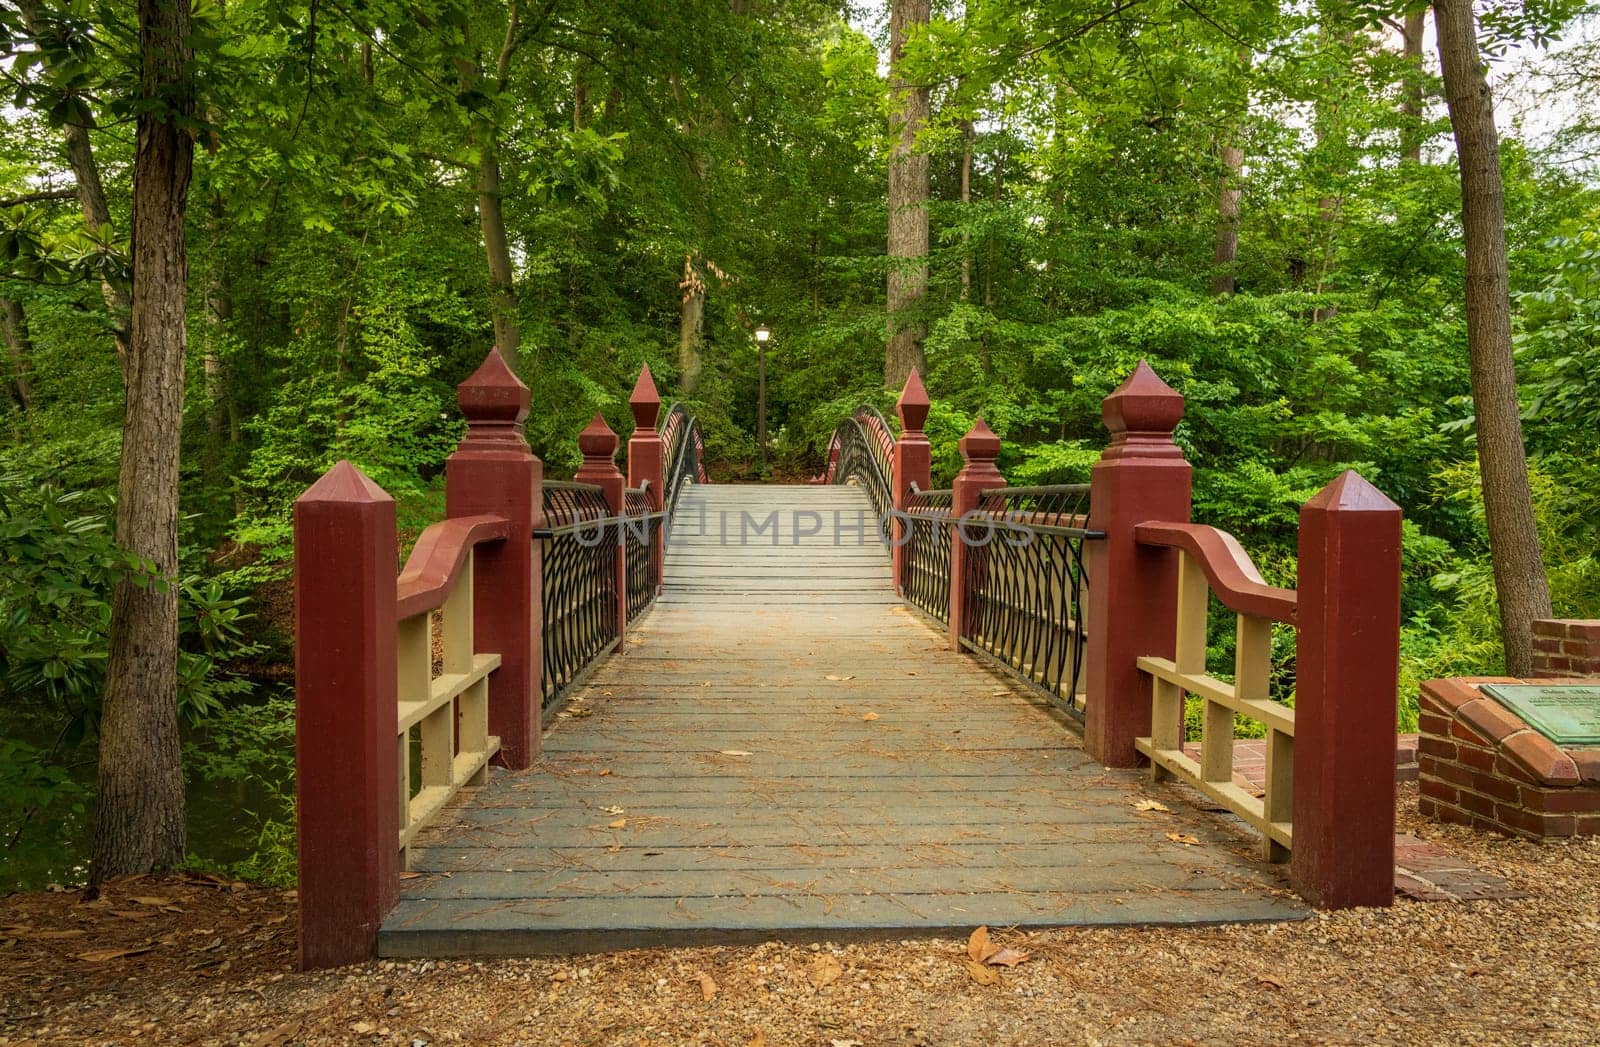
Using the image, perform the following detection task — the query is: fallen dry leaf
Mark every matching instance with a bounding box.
[247,1020,302,1047]
[986,948,1032,967]
[1133,799,1170,812]
[1166,832,1201,846]
[698,971,718,1001]
[76,942,156,963]
[830,1040,864,1047]
[130,897,173,907]
[608,819,627,830]
[964,960,1001,985]
[967,925,1001,963]
[825,674,855,682]
[719,750,753,757]
[33,928,87,939]
[598,768,612,776]
[601,805,625,815]
[1258,974,1285,990]
[861,712,879,722]
[748,1034,767,1047]
[808,954,843,987]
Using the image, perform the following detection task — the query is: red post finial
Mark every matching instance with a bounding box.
[1100,360,1185,461]
[630,364,662,431]
[897,369,930,434]
[958,418,1003,475]
[576,413,619,472]
[457,348,531,451]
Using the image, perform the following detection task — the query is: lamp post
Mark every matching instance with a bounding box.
[755,324,771,474]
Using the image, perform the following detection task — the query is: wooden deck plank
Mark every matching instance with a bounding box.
[381,484,1306,955]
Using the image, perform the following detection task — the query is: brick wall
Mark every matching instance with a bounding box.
[1417,678,1600,839]
[1532,619,1600,677]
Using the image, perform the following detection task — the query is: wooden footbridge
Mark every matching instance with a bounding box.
[293,351,1404,968]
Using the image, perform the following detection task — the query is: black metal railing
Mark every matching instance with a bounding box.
[821,406,896,546]
[958,484,1100,719]
[660,402,706,518]
[624,483,660,625]
[536,481,618,712]
[900,483,953,623]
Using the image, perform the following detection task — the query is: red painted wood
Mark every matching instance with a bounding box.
[1133,522,1298,623]
[949,419,1004,650]
[628,366,665,588]
[395,515,511,618]
[293,460,400,969]
[1083,361,1192,768]
[574,413,628,648]
[891,371,931,595]
[1292,470,1402,908]
[446,349,541,769]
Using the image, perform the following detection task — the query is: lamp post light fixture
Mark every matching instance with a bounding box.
[754,325,771,473]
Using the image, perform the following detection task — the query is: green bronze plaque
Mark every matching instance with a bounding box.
[1480,684,1600,747]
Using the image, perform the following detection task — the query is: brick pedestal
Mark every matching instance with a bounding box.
[1533,619,1600,677]
[1418,677,1600,838]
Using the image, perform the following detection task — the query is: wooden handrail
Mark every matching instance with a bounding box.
[396,514,511,618]
[1134,521,1297,623]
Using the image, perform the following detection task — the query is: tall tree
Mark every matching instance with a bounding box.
[1400,9,1428,164]
[0,296,34,410]
[90,0,195,881]
[1433,0,1552,676]
[885,0,931,388]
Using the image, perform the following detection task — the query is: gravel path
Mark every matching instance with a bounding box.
[5,783,1599,1045]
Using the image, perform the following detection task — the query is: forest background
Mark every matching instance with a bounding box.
[3,0,1599,888]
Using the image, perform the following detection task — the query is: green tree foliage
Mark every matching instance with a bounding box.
[2,0,1600,883]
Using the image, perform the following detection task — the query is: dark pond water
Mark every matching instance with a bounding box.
[2,713,293,893]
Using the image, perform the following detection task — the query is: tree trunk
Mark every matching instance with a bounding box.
[678,253,705,393]
[885,0,931,389]
[1211,142,1244,296]
[475,141,521,369]
[15,0,132,363]
[1,297,35,410]
[1401,10,1427,164]
[959,117,974,302]
[1434,0,1552,677]
[91,0,195,884]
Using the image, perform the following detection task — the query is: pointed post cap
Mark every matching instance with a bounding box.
[296,460,393,507]
[1102,360,1184,438]
[896,369,930,434]
[959,418,1001,466]
[1303,470,1401,514]
[629,364,662,430]
[577,412,619,463]
[458,348,530,424]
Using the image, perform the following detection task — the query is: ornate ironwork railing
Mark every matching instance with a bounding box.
[820,405,896,545]
[536,481,617,712]
[900,483,953,623]
[958,484,1099,719]
[624,483,660,625]
[660,401,707,517]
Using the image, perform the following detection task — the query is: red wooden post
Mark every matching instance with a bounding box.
[948,419,1003,650]
[628,365,666,589]
[294,461,399,970]
[1292,470,1402,908]
[892,371,932,595]
[1083,362,1192,768]
[446,349,542,769]
[574,413,627,648]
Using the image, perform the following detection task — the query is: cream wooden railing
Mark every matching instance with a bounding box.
[393,515,508,863]
[1131,522,1299,862]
